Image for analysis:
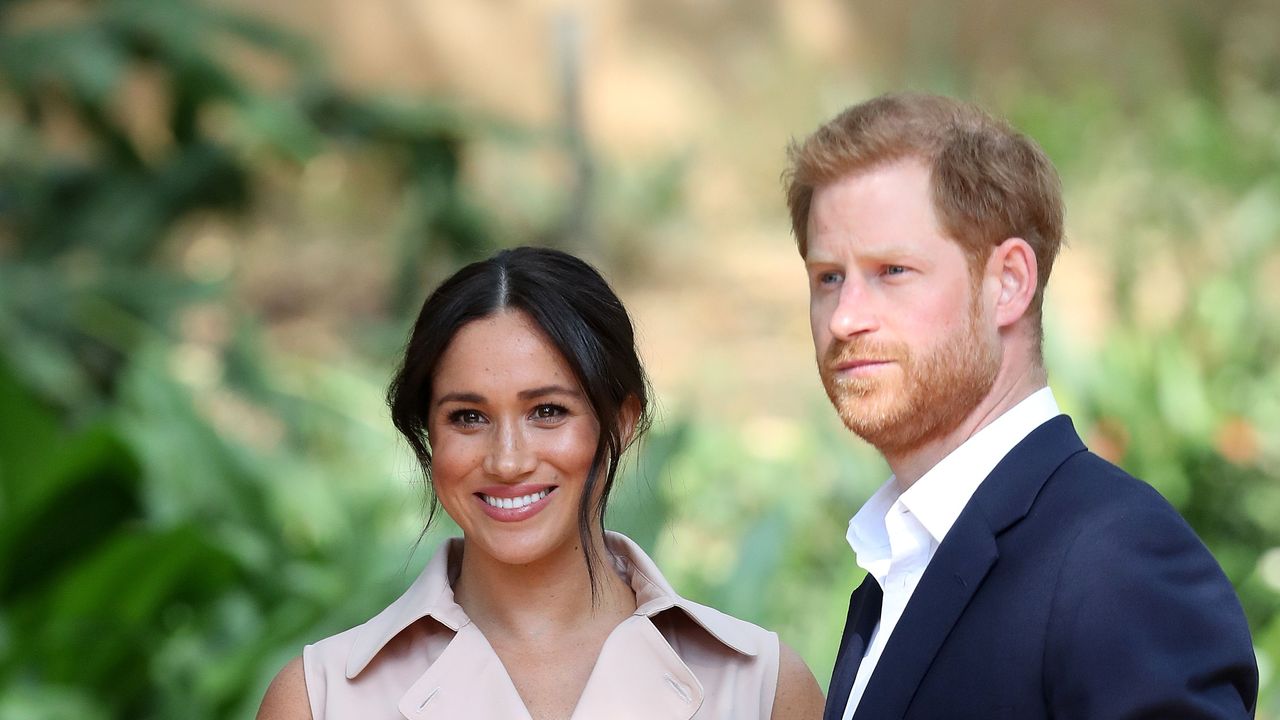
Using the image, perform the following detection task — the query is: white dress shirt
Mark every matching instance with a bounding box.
[840,387,1061,720]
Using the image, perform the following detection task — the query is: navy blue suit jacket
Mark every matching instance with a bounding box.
[825,416,1258,719]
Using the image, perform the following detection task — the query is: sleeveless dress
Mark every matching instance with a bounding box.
[302,532,780,719]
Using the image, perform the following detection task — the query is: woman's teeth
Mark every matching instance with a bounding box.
[482,489,551,510]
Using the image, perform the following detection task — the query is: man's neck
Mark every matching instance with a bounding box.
[886,365,1048,490]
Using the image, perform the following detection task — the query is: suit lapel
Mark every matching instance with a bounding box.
[824,573,883,720]
[851,416,1087,719]
[853,518,998,719]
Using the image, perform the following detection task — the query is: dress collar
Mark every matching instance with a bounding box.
[608,532,762,657]
[345,531,760,679]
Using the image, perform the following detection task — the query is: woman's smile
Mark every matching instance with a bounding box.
[475,485,558,521]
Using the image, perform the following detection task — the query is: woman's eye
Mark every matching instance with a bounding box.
[448,409,485,426]
[532,404,568,420]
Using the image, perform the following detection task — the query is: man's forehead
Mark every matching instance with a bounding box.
[803,236,921,264]
[806,170,949,254]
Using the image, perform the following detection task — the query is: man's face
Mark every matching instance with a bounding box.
[805,160,1001,456]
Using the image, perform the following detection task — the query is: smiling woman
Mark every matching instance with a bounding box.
[387,246,651,599]
[255,247,824,720]
[426,310,612,574]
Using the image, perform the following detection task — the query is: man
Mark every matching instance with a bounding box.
[783,93,1258,719]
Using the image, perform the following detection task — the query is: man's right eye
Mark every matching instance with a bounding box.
[817,271,843,286]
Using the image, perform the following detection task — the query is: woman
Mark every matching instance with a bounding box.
[258,247,824,719]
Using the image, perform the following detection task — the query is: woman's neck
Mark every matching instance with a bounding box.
[452,534,636,643]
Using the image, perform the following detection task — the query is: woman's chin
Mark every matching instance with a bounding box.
[462,527,578,569]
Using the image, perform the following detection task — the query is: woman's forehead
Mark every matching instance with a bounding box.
[434,310,582,396]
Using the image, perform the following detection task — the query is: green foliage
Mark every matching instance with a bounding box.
[0,0,496,400]
[0,0,495,717]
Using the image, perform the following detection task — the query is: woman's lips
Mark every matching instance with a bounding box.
[474,485,557,522]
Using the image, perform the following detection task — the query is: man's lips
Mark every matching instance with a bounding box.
[832,358,893,372]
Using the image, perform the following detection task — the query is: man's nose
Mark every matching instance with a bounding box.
[482,424,537,481]
[828,279,879,340]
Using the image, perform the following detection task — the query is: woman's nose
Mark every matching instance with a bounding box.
[481,425,537,480]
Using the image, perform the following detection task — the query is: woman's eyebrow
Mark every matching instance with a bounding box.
[517,385,581,400]
[434,391,484,408]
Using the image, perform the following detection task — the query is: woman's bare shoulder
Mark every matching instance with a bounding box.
[771,640,825,720]
[256,656,314,720]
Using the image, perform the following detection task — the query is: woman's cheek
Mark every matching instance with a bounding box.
[430,436,477,492]
[560,423,601,479]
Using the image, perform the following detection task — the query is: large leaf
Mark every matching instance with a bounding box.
[7,523,240,716]
[0,361,143,601]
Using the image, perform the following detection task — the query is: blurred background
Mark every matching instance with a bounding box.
[2,0,1279,717]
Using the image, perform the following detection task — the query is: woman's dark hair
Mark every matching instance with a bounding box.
[387,246,652,595]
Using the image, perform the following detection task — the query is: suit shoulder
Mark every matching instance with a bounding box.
[1020,449,1223,579]
[1041,451,1233,592]
[1039,453,1258,715]
[1044,450,1187,522]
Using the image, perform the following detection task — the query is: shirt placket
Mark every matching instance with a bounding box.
[881,502,930,629]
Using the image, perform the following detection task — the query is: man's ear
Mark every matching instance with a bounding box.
[618,395,642,449]
[988,237,1038,329]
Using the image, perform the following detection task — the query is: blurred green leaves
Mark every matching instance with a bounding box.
[0,356,238,717]
[0,0,494,716]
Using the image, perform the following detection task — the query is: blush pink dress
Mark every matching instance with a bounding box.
[302,532,780,719]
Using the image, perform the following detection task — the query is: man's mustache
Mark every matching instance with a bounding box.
[823,338,909,369]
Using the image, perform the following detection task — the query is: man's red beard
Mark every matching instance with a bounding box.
[819,292,1000,457]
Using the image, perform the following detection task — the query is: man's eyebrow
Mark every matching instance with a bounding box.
[517,385,581,400]
[435,391,484,408]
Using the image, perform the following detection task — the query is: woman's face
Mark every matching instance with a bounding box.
[427,309,601,568]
